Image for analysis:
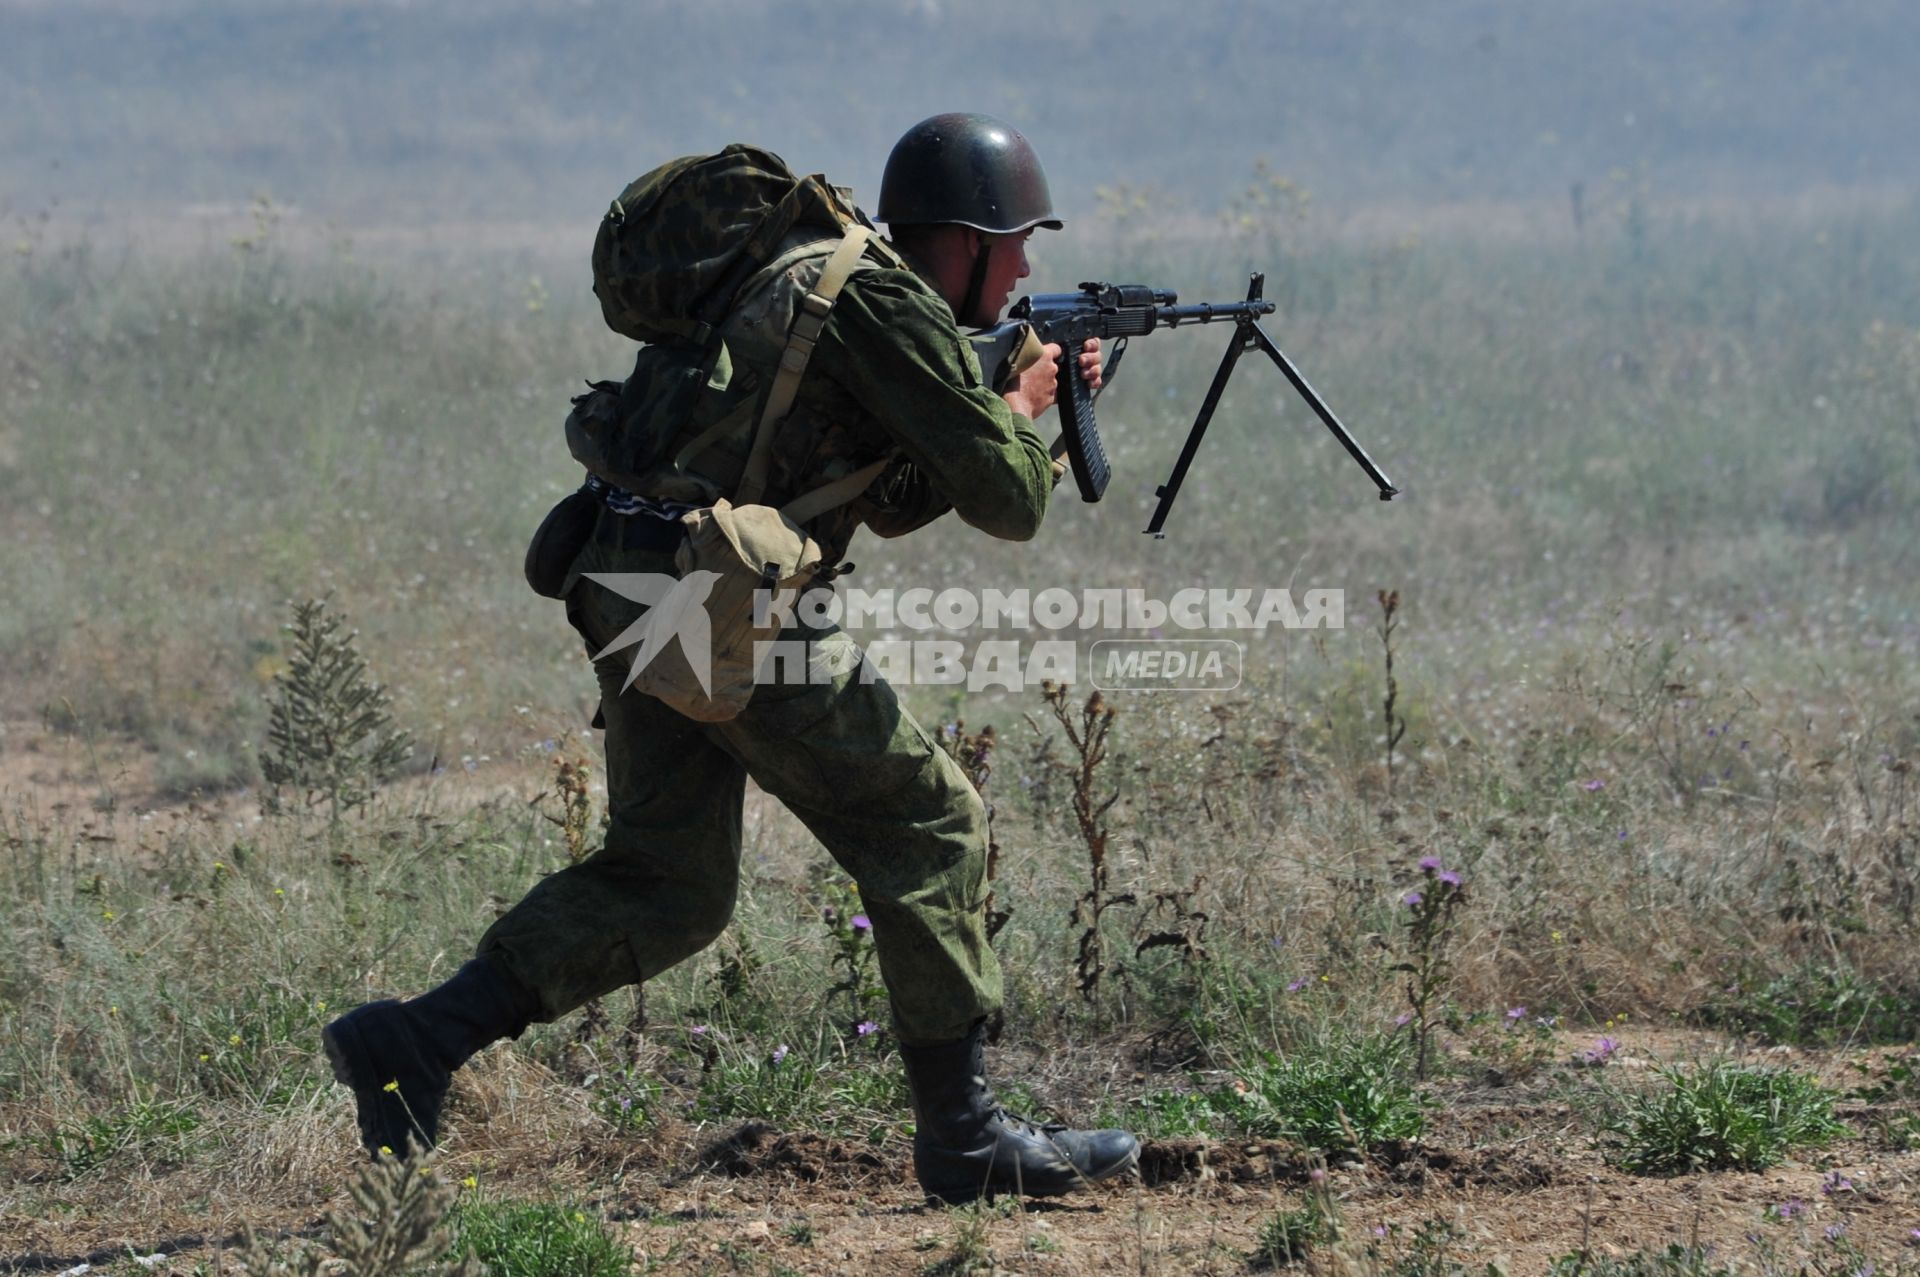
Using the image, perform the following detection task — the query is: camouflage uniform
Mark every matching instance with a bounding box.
[477,250,1054,1045]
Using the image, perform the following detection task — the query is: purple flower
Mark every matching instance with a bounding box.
[1825,1223,1848,1241]
[856,1019,878,1037]
[1775,1199,1805,1220]
[821,905,837,924]
[1418,856,1443,873]
[1394,1012,1412,1027]
[851,913,871,934]
[1908,1228,1920,1245]
[1438,870,1462,887]
[1581,1036,1619,1065]
[1403,891,1424,907]
[1504,1006,1527,1023]
[1617,830,1629,840]
[1583,779,1605,792]
[619,1095,632,1112]
[1286,977,1308,993]
[1372,1225,1388,1238]
[1822,1170,1854,1195]
[771,1044,789,1065]
[690,1024,708,1035]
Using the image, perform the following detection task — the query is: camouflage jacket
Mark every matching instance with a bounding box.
[736,246,1056,567]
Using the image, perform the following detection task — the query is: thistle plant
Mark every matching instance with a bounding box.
[1037,681,1133,1002]
[940,719,1010,939]
[259,595,412,823]
[1390,856,1466,1079]
[1376,588,1408,796]
[820,878,883,1033]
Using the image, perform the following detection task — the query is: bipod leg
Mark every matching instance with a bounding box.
[1143,320,1253,537]
[1248,322,1400,500]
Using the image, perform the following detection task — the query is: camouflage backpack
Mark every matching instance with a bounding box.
[567,144,903,504]
[538,146,907,722]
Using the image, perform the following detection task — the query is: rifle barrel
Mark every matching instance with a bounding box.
[1156,300,1276,327]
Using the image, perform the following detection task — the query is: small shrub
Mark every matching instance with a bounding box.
[1227,1035,1426,1153]
[259,595,412,821]
[227,1153,485,1276]
[1253,1198,1327,1268]
[1601,1060,1847,1175]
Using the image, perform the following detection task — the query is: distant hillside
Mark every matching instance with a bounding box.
[4,0,1916,227]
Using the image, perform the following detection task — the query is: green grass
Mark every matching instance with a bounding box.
[452,1200,630,1277]
[1601,1061,1848,1175]
[1547,1245,1741,1276]
[1227,1035,1427,1153]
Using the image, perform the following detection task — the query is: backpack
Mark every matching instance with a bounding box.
[532,146,902,722]
[566,145,902,504]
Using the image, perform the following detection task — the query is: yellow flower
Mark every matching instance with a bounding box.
[213,862,226,871]
[102,909,115,921]
[383,1080,400,1093]
[274,888,285,898]
[109,1005,119,1015]
[199,1054,210,1062]
[229,1034,242,1046]
[462,1175,477,1189]
[379,1145,393,1157]
[316,1001,327,1013]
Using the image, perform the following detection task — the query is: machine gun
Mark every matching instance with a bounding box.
[969,274,1400,535]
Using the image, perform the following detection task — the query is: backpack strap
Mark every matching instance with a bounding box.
[778,456,893,525]
[735,224,873,506]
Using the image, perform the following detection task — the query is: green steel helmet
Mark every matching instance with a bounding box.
[876,113,1063,233]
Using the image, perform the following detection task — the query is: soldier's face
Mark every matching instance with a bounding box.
[973,229,1033,324]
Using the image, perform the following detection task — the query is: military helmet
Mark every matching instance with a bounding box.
[876,113,1062,233]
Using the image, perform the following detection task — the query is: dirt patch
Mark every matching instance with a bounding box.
[688,1121,893,1188]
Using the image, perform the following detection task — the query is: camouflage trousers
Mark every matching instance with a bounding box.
[477,534,1001,1046]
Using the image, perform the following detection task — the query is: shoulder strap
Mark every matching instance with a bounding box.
[735,224,872,506]
[778,456,892,524]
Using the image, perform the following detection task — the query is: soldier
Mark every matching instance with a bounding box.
[323,113,1139,1204]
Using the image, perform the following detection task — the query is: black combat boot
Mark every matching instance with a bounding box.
[900,1021,1140,1204]
[321,955,540,1158]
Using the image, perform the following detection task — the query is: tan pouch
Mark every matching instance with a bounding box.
[621,499,821,721]
[611,224,887,721]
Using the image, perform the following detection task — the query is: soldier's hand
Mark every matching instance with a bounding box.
[1001,342,1062,420]
[1077,337,1103,391]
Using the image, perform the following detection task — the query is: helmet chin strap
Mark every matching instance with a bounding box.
[958,236,992,326]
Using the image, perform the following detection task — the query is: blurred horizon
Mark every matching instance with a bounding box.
[6,0,1918,246]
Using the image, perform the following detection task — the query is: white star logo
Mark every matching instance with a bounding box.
[582,571,726,696]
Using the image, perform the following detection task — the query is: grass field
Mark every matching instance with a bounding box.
[2,189,1919,1273]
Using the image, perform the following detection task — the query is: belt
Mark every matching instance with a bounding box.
[593,509,686,553]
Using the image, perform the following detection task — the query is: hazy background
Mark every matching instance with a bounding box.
[6,0,1918,238]
[3,0,1917,779]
